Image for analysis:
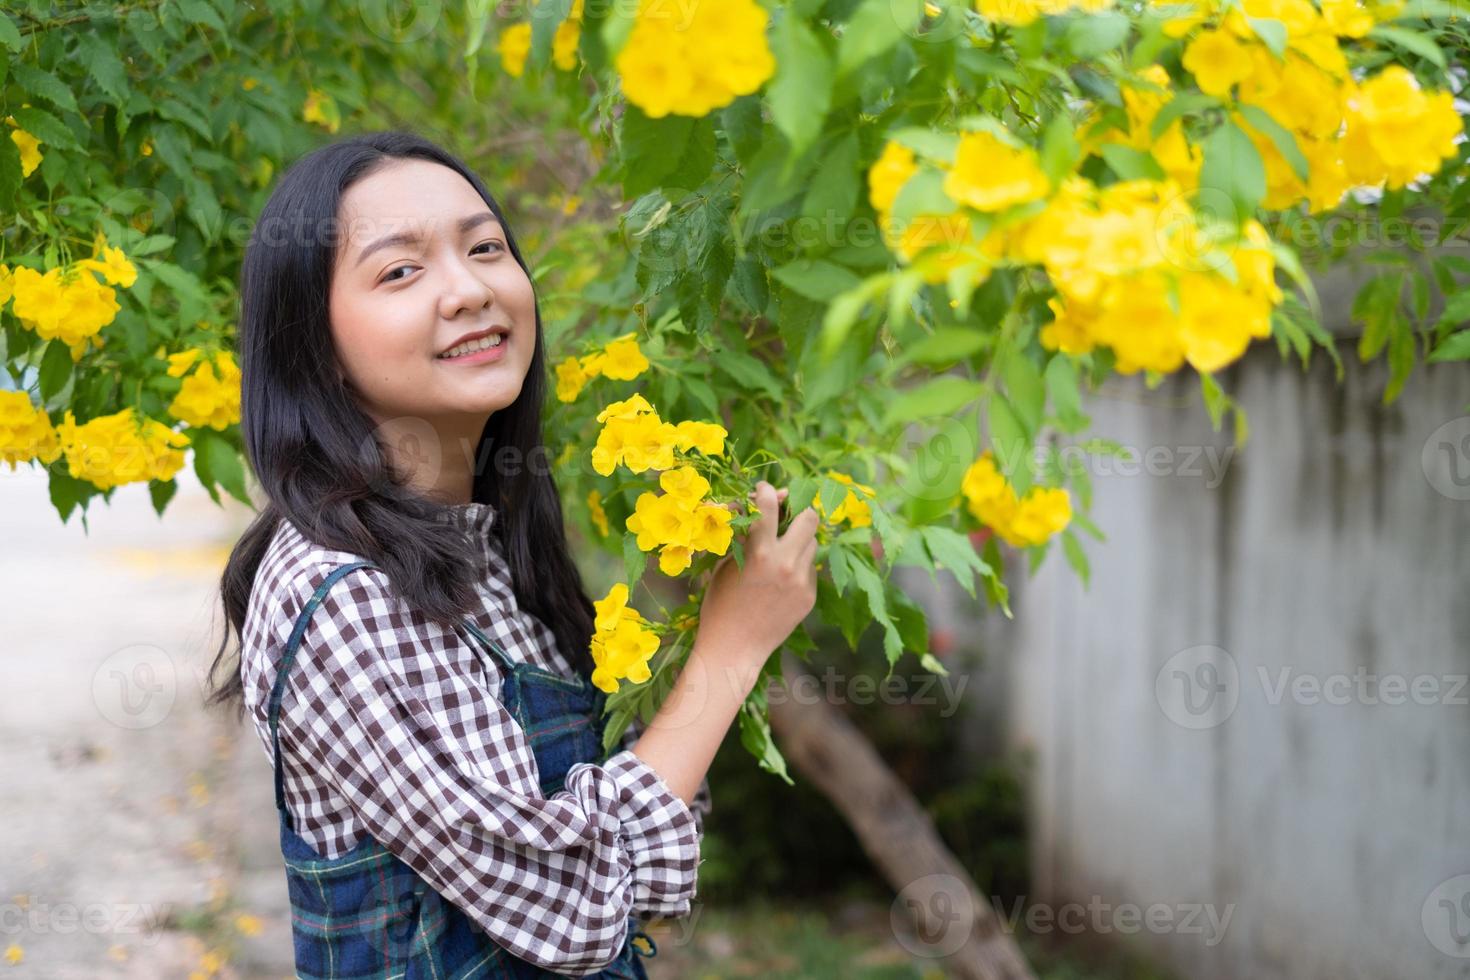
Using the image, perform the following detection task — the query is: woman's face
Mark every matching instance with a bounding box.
[328,158,536,446]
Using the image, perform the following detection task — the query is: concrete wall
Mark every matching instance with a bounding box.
[923,260,1470,979]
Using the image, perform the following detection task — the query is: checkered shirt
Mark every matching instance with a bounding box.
[239,500,708,972]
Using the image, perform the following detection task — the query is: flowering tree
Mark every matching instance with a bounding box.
[0,6,1466,964]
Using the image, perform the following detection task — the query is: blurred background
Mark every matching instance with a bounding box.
[6,283,1468,978]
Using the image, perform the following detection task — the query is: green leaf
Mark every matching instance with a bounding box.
[0,11,20,50]
[847,556,904,668]
[1428,330,1470,362]
[39,340,74,401]
[881,376,986,429]
[1236,104,1309,183]
[987,395,1031,488]
[1001,349,1046,436]
[11,107,83,151]
[623,531,648,586]
[893,328,990,369]
[770,12,833,160]
[1044,354,1089,432]
[837,0,918,77]
[77,33,131,105]
[919,525,994,600]
[771,258,863,301]
[714,344,786,401]
[1199,119,1265,221]
[738,699,794,784]
[1040,112,1081,185]
[0,130,20,208]
[889,127,960,165]
[1149,93,1220,141]
[193,429,249,506]
[801,131,859,231]
[1368,25,1447,70]
[11,64,80,115]
[620,109,694,199]
[1246,16,1287,56]
[1061,529,1090,587]
[1098,143,1165,182]
[1066,11,1131,59]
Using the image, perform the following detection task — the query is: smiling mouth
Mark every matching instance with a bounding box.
[436,333,507,359]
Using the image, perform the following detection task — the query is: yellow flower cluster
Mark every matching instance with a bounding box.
[555,332,650,403]
[975,0,1116,27]
[960,451,1072,547]
[1167,0,1460,209]
[867,139,1012,285]
[1014,176,1282,373]
[2,244,137,362]
[813,471,875,529]
[1087,66,1203,191]
[589,583,660,694]
[498,0,585,77]
[0,391,61,470]
[615,0,775,118]
[591,394,727,476]
[55,407,191,490]
[165,348,242,430]
[626,465,735,575]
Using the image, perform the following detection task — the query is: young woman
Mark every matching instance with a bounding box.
[204,131,819,978]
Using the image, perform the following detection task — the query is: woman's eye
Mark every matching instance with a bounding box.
[472,241,504,256]
[382,264,415,283]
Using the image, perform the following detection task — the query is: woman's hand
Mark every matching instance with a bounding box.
[695,481,820,675]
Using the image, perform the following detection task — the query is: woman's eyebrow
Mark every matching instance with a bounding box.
[353,213,501,268]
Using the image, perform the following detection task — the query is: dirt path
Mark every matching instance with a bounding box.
[1,467,292,979]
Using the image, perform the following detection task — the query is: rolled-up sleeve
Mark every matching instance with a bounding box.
[275,565,704,976]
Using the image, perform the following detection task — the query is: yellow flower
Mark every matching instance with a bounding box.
[10,265,120,359]
[167,350,242,430]
[498,23,533,78]
[234,914,263,937]
[814,471,877,528]
[0,264,12,306]
[597,333,650,380]
[615,0,775,118]
[587,488,610,537]
[301,89,340,133]
[1183,30,1254,97]
[5,944,22,965]
[868,140,919,214]
[55,407,191,490]
[1342,66,1463,190]
[943,131,1051,213]
[975,0,1044,26]
[672,419,726,456]
[552,11,582,71]
[592,412,678,475]
[589,582,660,693]
[82,244,138,289]
[0,391,62,470]
[141,138,154,157]
[555,355,592,402]
[242,76,260,91]
[1320,0,1374,35]
[960,451,1072,547]
[8,124,41,177]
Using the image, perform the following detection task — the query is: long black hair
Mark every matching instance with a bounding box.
[203,130,596,720]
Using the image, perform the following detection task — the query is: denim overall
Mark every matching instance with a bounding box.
[268,560,659,979]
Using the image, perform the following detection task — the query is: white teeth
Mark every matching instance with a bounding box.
[438,334,505,358]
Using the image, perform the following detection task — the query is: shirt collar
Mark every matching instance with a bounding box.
[434,500,499,541]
